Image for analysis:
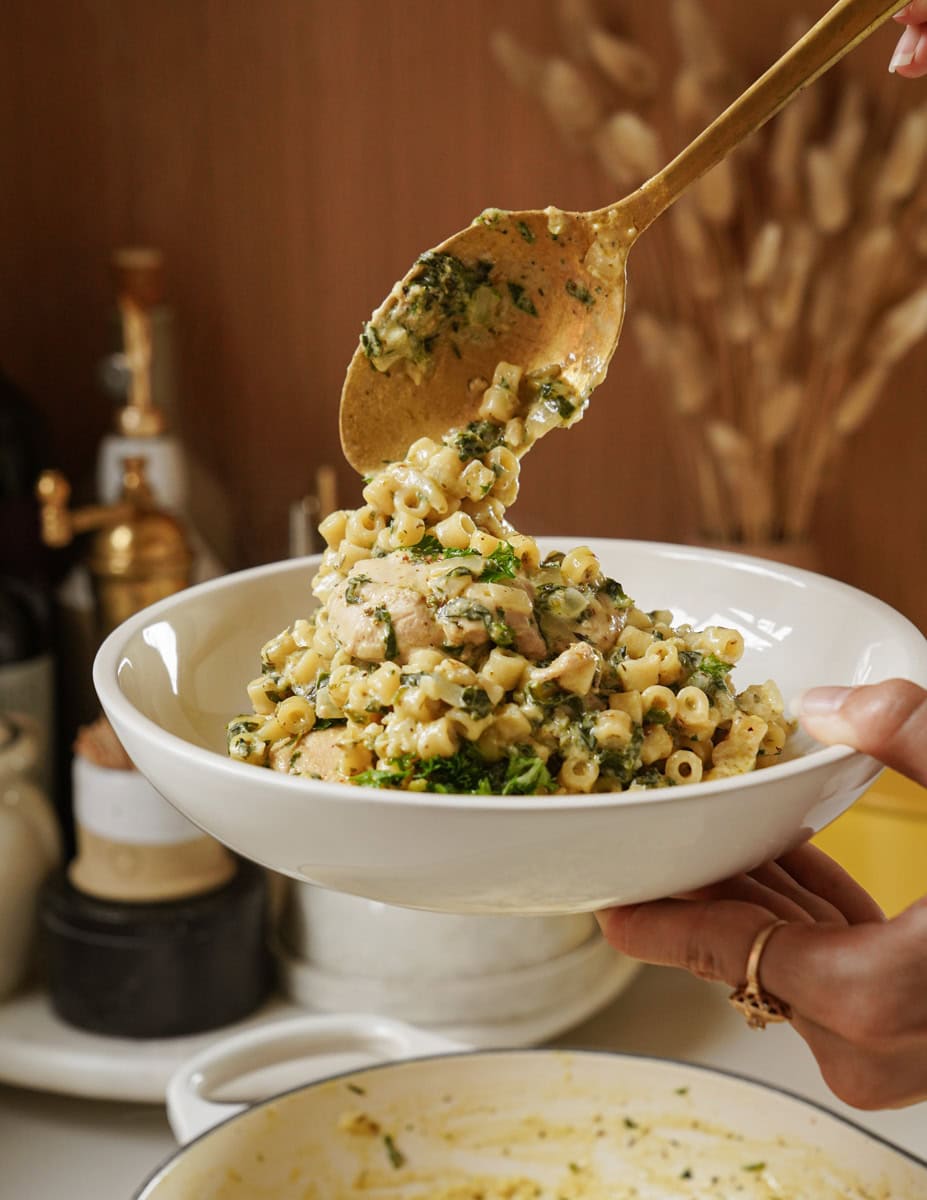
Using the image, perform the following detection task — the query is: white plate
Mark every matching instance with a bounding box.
[0,960,636,1103]
[94,538,927,914]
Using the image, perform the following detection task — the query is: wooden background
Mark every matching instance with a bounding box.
[2,1,925,631]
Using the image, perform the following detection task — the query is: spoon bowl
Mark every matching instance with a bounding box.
[340,0,907,474]
[339,207,629,471]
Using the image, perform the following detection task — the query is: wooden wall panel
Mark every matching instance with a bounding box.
[1,1,925,631]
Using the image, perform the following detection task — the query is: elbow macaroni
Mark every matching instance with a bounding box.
[228,359,793,794]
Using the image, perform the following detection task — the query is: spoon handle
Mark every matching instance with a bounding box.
[608,0,909,235]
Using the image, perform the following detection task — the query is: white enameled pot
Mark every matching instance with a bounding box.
[137,1014,927,1199]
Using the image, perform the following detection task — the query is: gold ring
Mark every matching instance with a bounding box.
[728,919,793,1030]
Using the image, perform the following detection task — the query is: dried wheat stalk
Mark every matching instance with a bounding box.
[834,364,892,437]
[669,197,723,300]
[746,221,782,289]
[490,30,546,97]
[541,58,603,147]
[694,156,737,225]
[587,27,658,98]
[828,80,867,174]
[769,89,819,211]
[492,6,927,546]
[669,0,728,85]
[872,103,927,212]
[592,110,662,186]
[806,145,852,234]
[759,380,804,448]
[556,0,600,63]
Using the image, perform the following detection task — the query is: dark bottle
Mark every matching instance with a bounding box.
[0,369,57,808]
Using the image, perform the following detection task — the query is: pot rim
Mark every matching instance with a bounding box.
[135,1045,927,1197]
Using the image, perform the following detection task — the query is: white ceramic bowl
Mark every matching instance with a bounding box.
[93,539,927,915]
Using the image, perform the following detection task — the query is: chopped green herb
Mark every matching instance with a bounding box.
[536,377,577,419]
[407,532,481,562]
[480,541,519,583]
[623,1116,639,1129]
[742,1162,766,1173]
[383,1134,405,1169]
[674,1086,690,1095]
[644,707,671,725]
[599,577,632,606]
[680,1167,693,1179]
[565,279,595,306]
[631,765,675,789]
[227,717,261,737]
[460,686,493,718]
[452,419,506,462]
[507,281,538,317]
[406,533,443,558]
[312,716,347,731]
[516,220,536,243]
[411,252,494,320]
[598,725,644,784]
[683,650,732,697]
[344,574,371,604]
[489,612,515,647]
[353,756,414,789]
[567,1162,581,1175]
[352,744,554,796]
[501,751,554,794]
[700,653,731,682]
[437,598,514,647]
[346,1082,366,1095]
[360,323,383,359]
[373,606,397,660]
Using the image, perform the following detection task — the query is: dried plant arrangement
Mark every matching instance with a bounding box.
[492,0,927,550]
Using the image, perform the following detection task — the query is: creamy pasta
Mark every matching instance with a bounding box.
[227,361,791,795]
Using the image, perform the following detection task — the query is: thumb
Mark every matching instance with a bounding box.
[799,679,927,788]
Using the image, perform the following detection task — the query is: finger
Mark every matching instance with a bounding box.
[683,873,818,924]
[896,26,927,75]
[789,1012,927,1110]
[597,898,781,987]
[776,842,886,924]
[799,680,927,786]
[749,861,848,925]
[889,22,927,72]
[597,901,878,1027]
[893,1,927,24]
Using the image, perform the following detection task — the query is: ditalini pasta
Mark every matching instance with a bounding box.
[228,360,791,795]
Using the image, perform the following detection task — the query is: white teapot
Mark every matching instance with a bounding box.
[0,713,61,1000]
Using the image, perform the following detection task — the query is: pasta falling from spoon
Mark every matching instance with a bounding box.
[340,0,908,475]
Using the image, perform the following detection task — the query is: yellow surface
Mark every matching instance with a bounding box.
[813,770,927,916]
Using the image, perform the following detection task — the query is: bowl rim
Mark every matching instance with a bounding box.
[94,538,927,814]
[135,1045,927,1198]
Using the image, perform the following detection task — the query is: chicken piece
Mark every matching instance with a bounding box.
[436,580,547,660]
[270,726,342,779]
[538,594,626,657]
[574,596,625,654]
[327,559,443,663]
[329,554,548,663]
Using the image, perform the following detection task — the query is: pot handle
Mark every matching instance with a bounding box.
[166,1011,469,1145]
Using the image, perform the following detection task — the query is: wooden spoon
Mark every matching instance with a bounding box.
[340,0,907,474]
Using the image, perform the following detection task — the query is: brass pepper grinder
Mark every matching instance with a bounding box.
[37,455,193,640]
